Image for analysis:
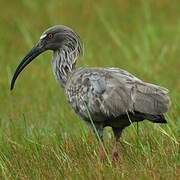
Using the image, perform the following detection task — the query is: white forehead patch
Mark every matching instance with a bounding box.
[40,34,47,40]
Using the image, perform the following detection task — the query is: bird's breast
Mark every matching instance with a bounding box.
[65,69,107,121]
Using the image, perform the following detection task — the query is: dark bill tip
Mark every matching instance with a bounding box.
[10,46,44,91]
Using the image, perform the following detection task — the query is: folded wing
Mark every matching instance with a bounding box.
[89,68,171,117]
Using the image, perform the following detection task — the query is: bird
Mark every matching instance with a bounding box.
[10,25,171,162]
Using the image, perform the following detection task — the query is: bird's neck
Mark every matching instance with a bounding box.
[52,47,78,88]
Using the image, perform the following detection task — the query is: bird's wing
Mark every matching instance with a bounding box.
[84,68,171,118]
[66,67,171,120]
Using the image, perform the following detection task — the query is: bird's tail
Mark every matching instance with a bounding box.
[145,114,167,123]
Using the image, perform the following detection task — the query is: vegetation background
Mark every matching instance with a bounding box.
[0,0,179,179]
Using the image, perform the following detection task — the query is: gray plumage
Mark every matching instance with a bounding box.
[11,25,171,161]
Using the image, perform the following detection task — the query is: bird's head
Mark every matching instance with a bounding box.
[10,25,82,90]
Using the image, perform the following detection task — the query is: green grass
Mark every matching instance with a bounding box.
[0,0,179,179]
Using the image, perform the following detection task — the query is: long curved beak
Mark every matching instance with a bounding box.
[10,44,44,90]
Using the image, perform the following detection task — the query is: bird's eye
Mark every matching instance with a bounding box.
[47,33,53,39]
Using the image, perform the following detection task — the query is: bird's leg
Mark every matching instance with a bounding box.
[85,121,106,161]
[112,127,122,163]
[98,135,106,161]
[94,124,106,161]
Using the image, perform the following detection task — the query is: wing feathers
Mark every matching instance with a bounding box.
[134,82,171,114]
[69,68,171,119]
[101,86,133,117]
[100,71,171,116]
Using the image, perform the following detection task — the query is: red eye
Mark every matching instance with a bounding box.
[48,33,53,39]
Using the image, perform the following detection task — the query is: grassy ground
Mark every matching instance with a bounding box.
[0,0,179,179]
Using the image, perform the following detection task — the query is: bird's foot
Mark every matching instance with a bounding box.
[112,150,119,163]
[112,144,120,163]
